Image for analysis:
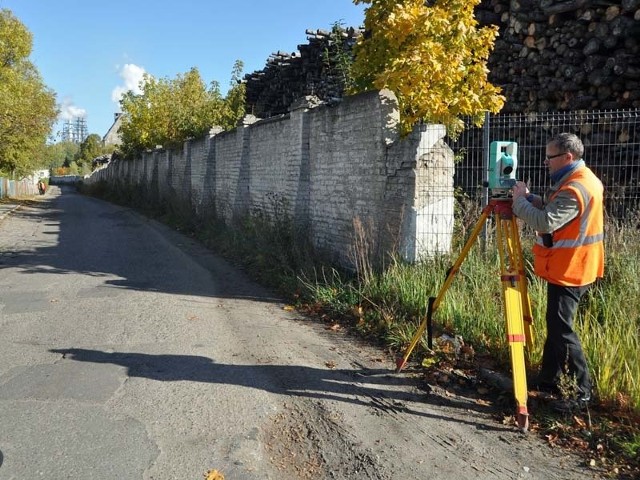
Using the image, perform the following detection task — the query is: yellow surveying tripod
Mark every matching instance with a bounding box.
[395,197,535,431]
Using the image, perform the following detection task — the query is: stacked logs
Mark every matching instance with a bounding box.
[244,1,640,117]
[479,0,640,112]
[244,28,361,118]
[242,8,639,220]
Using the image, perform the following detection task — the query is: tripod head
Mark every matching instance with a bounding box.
[487,141,518,197]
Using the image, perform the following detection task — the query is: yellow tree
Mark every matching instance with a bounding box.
[220,60,246,130]
[351,0,504,135]
[0,9,57,175]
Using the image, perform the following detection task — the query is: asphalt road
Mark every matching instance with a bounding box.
[0,186,599,479]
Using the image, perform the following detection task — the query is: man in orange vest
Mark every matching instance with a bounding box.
[512,132,604,412]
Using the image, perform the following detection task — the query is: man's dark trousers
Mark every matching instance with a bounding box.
[539,283,592,398]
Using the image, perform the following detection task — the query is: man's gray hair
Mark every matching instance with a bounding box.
[548,133,584,159]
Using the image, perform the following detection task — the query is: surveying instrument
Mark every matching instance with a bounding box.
[395,141,534,431]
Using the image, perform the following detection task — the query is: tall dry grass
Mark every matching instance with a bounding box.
[304,216,640,412]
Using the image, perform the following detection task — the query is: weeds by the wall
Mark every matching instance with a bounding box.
[323,220,640,411]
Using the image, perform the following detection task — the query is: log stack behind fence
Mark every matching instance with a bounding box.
[479,0,640,112]
[245,2,640,117]
[242,3,640,223]
[448,109,640,222]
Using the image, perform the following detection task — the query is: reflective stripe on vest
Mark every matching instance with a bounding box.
[535,180,603,248]
[536,233,604,248]
[533,165,604,286]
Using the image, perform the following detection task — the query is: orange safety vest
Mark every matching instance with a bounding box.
[533,166,604,286]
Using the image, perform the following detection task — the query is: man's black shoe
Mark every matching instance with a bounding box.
[529,381,560,395]
[551,394,591,413]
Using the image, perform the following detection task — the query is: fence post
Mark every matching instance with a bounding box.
[482,111,491,250]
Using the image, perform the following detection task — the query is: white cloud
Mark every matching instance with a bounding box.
[111,63,148,106]
[59,98,86,120]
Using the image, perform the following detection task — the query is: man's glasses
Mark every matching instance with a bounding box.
[545,152,566,161]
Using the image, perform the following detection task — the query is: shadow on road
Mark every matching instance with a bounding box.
[50,347,511,432]
[5,187,513,432]
[0,186,277,303]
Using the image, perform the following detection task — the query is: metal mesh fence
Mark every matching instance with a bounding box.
[444,108,640,223]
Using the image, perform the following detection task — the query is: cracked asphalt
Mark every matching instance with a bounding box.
[0,186,599,479]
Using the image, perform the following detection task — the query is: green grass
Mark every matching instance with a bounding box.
[579,220,640,411]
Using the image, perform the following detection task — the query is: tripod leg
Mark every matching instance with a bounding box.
[497,216,529,432]
[395,207,492,372]
[509,216,535,350]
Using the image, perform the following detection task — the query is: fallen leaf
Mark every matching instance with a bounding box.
[545,433,558,445]
[440,342,455,354]
[573,415,586,428]
[569,436,589,449]
[283,305,295,311]
[421,357,438,368]
[204,469,225,480]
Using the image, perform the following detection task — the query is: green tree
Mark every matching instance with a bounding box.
[66,161,79,175]
[351,0,504,135]
[322,21,356,94]
[118,63,246,158]
[0,9,58,176]
[41,140,79,170]
[74,133,113,170]
[220,60,246,129]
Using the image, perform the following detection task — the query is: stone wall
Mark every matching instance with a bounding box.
[84,90,455,269]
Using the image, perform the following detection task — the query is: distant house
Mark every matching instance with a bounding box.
[103,113,123,146]
[23,169,49,187]
[34,169,49,180]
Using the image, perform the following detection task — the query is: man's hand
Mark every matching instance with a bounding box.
[512,181,529,201]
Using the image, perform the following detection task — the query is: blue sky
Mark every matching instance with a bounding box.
[1,0,365,140]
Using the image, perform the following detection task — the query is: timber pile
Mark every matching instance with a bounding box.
[245,1,640,116]
[475,0,640,220]
[244,28,361,118]
[479,0,640,112]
